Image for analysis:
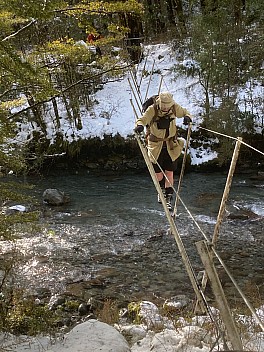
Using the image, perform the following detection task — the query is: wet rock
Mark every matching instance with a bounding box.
[32,287,51,300]
[138,301,165,330]
[250,171,264,180]
[48,294,66,310]
[163,295,191,312]
[226,204,259,220]
[119,324,147,345]
[43,188,70,205]
[46,319,130,352]
[78,302,90,316]
[86,162,100,169]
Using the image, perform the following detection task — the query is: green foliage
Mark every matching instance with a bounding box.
[0,181,39,240]
[0,0,263,169]
[0,42,34,86]
[0,10,26,36]
[0,41,57,98]
[64,300,80,311]
[186,0,264,142]
[65,0,143,52]
[0,211,40,240]
[45,37,93,63]
[0,181,35,203]
[0,0,67,20]
[201,98,260,166]
[127,301,141,324]
[66,0,143,18]
[0,108,27,174]
[0,0,143,167]
[0,289,56,335]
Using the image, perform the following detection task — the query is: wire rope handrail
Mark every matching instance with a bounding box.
[177,192,264,331]
[130,77,227,342]
[133,130,225,338]
[129,64,264,336]
[136,51,264,158]
[199,126,264,156]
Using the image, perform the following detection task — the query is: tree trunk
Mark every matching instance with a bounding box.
[26,94,46,134]
[51,97,61,129]
[233,0,245,24]
[124,13,143,63]
[61,93,73,121]
[173,0,187,36]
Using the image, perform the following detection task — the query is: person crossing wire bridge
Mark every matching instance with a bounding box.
[134,91,192,211]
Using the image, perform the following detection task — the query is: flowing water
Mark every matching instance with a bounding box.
[2,170,264,306]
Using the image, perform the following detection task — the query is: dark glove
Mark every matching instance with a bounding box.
[183,116,192,125]
[134,125,144,133]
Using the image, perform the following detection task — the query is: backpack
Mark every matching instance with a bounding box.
[141,96,158,139]
[142,95,159,112]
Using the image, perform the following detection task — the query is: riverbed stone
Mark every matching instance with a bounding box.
[130,326,209,352]
[163,294,191,312]
[46,319,130,352]
[48,294,66,310]
[43,188,70,205]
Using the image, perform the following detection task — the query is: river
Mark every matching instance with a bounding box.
[2,170,264,307]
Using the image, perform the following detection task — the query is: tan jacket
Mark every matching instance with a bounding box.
[135,103,191,163]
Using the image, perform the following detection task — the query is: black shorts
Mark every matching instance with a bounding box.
[152,146,178,173]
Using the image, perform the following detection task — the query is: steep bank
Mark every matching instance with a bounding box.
[27,133,264,176]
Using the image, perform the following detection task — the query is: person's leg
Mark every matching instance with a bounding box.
[156,172,163,183]
[163,154,177,210]
[164,170,174,188]
[157,173,166,203]
[153,148,175,207]
[164,171,174,210]
[153,148,166,184]
[153,167,165,203]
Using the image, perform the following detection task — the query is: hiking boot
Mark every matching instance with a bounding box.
[157,179,165,204]
[165,194,173,211]
[165,187,174,211]
[157,189,166,204]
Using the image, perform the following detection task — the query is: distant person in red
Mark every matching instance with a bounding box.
[87,32,102,56]
[87,33,96,43]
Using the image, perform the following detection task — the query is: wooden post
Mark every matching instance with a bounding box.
[158,75,163,94]
[128,77,142,113]
[144,60,155,101]
[195,137,242,313]
[196,240,244,351]
[138,53,148,88]
[172,122,192,217]
[129,69,143,105]
[212,137,242,245]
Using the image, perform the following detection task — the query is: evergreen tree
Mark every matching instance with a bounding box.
[0,0,143,168]
[187,0,264,164]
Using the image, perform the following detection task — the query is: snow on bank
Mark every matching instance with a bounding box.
[11,43,263,166]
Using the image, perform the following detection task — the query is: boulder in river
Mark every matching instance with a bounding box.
[43,188,70,206]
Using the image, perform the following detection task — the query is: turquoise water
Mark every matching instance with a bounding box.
[2,170,264,303]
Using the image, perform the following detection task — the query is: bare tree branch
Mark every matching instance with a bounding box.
[8,63,133,120]
[2,19,37,42]
[53,6,134,16]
